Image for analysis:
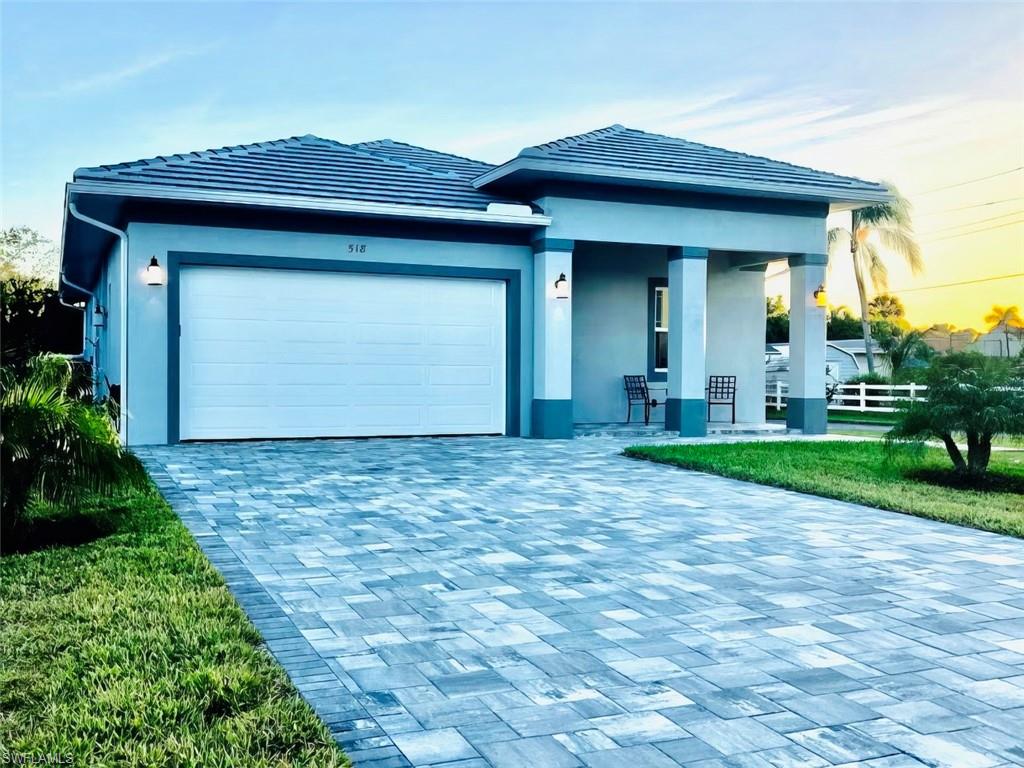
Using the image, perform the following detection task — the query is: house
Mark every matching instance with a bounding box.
[58,125,891,445]
[825,339,891,378]
[965,325,1023,358]
[765,339,888,388]
[921,325,978,354]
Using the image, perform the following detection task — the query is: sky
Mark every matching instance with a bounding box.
[2,1,1022,330]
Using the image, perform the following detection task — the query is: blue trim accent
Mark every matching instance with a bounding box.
[666,398,706,436]
[531,237,574,254]
[647,277,667,382]
[167,251,522,443]
[531,399,574,439]
[788,253,828,267]
[786,397,827,434]
[668,246,709,261]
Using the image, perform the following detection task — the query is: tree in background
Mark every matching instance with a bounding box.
[827,184,922,374]
[765,295,789,343]
[882,329,933,381]
[983,305,1024,357]
[1,227,82,369]
[827,305,862,340]
[868,293,910,329]
[1,226,59,283]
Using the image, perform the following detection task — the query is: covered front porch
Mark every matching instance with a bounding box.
[531,237,828,439]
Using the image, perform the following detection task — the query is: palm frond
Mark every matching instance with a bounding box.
[876,226,924,274]
[860,241,889,292]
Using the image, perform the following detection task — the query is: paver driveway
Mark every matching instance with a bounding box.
[140,437,1024,768]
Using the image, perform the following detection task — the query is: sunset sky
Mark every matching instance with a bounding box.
[3,1,1021,331]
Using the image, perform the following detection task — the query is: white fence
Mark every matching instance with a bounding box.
[767,381,927,413]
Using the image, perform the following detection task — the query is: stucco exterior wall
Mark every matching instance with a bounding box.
[571,243,668,424]
[705,261,767,423]
[121,222,534,445]
[538,194,827,255]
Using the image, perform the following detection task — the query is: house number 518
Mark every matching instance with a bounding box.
[348,244,366,253]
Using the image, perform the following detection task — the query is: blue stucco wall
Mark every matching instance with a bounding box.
[122,222,534,445]
[571,243,668,424]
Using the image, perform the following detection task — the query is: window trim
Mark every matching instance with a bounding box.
[647,278,668,382]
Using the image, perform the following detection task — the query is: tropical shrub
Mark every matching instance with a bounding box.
[1,355,144,551]
[1,276,83,370]
[846,372,889,386]
[887,353,1024,479]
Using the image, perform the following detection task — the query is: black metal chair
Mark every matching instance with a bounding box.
[707,375,737,423]
[623,375,662,425]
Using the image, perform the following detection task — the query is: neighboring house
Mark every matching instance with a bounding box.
[765,339,888,388]
[965,325,1023,358]
[921,326,978,354]
[826,339,891,378]
[58,125,891,445]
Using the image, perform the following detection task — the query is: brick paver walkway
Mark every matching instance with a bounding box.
[140,437,1024,768]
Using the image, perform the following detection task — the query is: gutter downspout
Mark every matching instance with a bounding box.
[67,202,128,445]
[57,272,97,374]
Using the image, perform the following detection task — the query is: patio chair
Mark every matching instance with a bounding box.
[623,375,662,425]
[707,375,736,423]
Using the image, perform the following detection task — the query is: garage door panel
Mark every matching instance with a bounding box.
[427,404,496,427]
[429,365,494,386]
[179,266,506,439]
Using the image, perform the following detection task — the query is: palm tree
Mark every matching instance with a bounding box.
[983,305,1024,358]
[828,183,923,373]
[1,354,144,550]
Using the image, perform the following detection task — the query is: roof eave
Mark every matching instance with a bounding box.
[66,181,552,227]
[473,158,894,207]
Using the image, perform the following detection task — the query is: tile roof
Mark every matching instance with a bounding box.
[478,124,891,203]
[70,125,891,212]
[352,139,494,180]
[73,134,514,211]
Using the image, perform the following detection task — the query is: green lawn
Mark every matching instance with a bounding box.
[625,441,1024,538]
[767,407,898,425]
[0,488,348,767]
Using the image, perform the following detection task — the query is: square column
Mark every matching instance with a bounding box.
[532,238,574,438]
[788,253,828,434]
[666,246,708,437]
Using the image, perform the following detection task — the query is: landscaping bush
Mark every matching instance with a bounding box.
[1,276,83,371]
[888,352,1024,480]
[1,354,144,552]
[842,371,890,409]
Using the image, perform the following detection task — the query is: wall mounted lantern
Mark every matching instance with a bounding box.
[145,256,166,286]
[813,283,827,308]
[553,272,569,299]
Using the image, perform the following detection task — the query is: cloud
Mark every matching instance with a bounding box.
[53,44,216,96]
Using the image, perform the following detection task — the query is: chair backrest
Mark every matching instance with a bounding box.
[623,374,649,400]
[708,375,736,401]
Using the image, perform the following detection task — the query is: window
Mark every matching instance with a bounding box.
[654,286,668,372]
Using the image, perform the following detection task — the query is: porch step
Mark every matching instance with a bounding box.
[574,422,793,439]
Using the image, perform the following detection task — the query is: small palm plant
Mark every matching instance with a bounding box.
[828,183,923,374]
[1,354,145,550]
[888,353,1024,479]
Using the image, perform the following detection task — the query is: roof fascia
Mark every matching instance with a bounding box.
[473,156,894,206]
[67,181,551,227]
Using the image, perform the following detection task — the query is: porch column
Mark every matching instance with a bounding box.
[666,246,708,437]
[788,253,828,434]
[532,238,574,438]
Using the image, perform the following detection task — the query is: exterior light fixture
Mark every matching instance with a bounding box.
[813,283,827,308]
[553,272,569,299]
[145,256,165,286]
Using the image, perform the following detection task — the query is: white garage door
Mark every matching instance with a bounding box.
[179,266,506,440]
